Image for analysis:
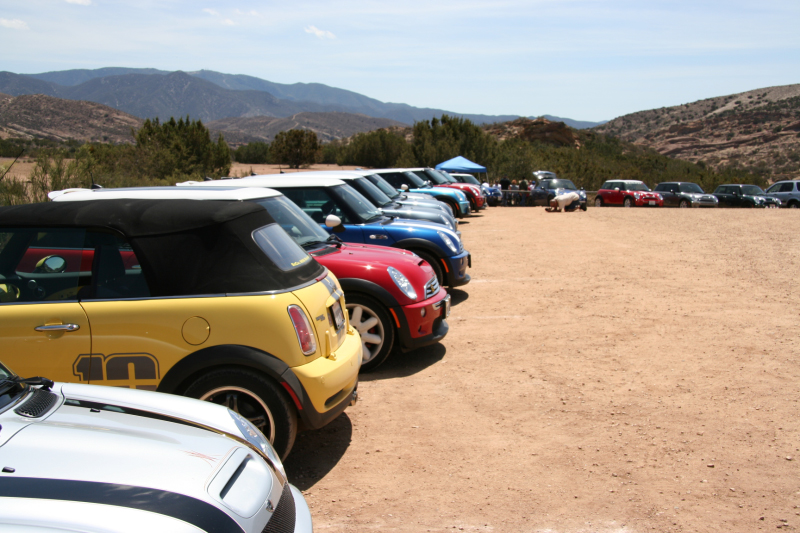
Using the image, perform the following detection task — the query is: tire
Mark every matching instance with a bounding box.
[184,367,297,459]
[789,201,799,209]
[623,197,634,208]
[594,197,603,207]
[346,293,395,372]
[580,204,588,211]
[679,199,690,208]
[413,249,445,287]
[442,198,462,218]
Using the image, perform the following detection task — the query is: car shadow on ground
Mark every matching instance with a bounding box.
[360,342,447,382]
[284,413,352,490]
[449,288,469,306]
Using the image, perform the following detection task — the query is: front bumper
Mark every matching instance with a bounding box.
[635,197,663,207]
[395,290,450,351]
[288,327,361,430]
[693,198,719,207]
[458,200,471,217]
[443,250,471,287]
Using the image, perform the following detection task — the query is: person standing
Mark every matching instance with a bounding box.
[509,180,520,206]
[500,176,511,206]
[519,179,529,205]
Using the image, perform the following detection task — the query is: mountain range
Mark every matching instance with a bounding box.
[0,67,602,129]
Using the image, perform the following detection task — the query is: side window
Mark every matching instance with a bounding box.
[381,173,403,188]
[600,182,611,190]
[766,183,780,193]
[82,231,150,300]
[780,183,794,193]
[0,227,87,303]
[281,188,349,224]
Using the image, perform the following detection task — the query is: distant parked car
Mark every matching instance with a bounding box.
[595,180,663,207]
[0,360,312,532]
[764,180,800,208]
[530,178,588,210]
[653,182,719,208]
[712,184,779,208]
[447,172,502,206]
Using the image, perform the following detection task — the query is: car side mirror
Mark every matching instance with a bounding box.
[614,187,620,192]
[325,214,345,233]
[401,184,409,191]
[35,255,67,274]
[580,187,585,191]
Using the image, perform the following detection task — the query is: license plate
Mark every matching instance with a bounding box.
[649,201,655,206]
[331,300,345,330]
[444,295,451,318]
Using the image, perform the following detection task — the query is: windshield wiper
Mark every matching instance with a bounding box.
[326,234,343,248]
[0,375,54,395]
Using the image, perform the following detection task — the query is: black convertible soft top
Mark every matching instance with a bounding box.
[0,200,325,296]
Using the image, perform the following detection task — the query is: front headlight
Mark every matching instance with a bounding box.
[388,266,417,300]
[437,231,458,253]
[440,215,455,230]
[228,409,286,478]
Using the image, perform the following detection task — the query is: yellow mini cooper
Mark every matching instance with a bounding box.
[0,195,362,458]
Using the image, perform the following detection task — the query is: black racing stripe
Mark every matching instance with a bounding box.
[64,399,208,431]
[0,477,243,533]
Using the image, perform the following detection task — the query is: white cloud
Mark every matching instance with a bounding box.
[0,18,29,30]
[221,18,235,26]
[203,8,219,16]
[305,25,336,39]
[235,9,261,16]
[65,0,92,5]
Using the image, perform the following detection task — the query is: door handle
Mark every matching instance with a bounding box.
[34,324,80,332]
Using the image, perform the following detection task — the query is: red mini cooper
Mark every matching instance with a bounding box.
[595,180,663,207]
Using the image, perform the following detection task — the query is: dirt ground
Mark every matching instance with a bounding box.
[284,206,800,533]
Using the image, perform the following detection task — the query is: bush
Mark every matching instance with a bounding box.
[233,142,270,164]
[271,129,319,169]
[337,130,412,168]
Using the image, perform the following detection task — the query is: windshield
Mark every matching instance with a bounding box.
[0,362,23,412]
[437,171,458,183]
[353,177,393,207]
[679,183,705,194]
[330,184,383,222]
[459,175,480,185]
[254,196,331,247]
[742,185,765,195]
[627,182,650,192]
[367,174,401,199]
[403,171,429,188]
[422,169,450,185]
[541,179,577,190]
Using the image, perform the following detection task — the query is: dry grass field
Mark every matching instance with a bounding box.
[285,206,800,533]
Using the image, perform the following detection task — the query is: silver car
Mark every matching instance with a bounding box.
[764,180,800,208]
[0,361,312,532]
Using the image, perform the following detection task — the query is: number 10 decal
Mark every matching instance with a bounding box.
[73,353,160,390]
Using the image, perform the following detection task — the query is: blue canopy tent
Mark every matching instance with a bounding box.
[435,156,487,174]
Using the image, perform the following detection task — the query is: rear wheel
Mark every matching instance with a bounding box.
[789,201,799,209]
[594,197,603,207]
[679,199,690,208]
[184,368,297,459]
[623,197,634,208]
[346,294,395,372]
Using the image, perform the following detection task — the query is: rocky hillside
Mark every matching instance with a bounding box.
[483,117,581,147]
[208,112,404,145]
[0,93,141,143]
[594,84,800,178]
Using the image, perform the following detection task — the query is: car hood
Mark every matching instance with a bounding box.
[314,242,427,268]
[0,384,256,497]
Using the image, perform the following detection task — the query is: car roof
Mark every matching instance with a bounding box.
[178,176,347,188]
[49,186,281,202]
[0,199,323,295]
[605,179,646,183]
[256,170,367,181]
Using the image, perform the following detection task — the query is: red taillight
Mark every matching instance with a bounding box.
[288,305,317,355]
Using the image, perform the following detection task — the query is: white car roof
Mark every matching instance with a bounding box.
[49,186,281,202]
[178,176,347,188]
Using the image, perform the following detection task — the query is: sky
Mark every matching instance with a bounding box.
[1,0,798,122]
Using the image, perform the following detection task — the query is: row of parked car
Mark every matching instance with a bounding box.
[0,167,487,532]
[594,179,800,208]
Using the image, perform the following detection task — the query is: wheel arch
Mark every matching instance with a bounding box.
[392,238,444,260]
[157,344,308,413]
[338,278,401,310]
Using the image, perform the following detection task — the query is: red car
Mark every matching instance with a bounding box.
[595,180,663,207]
[408,168,486,211]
